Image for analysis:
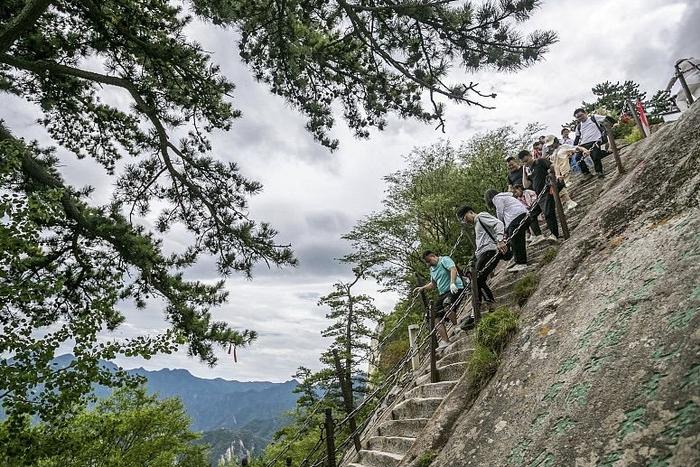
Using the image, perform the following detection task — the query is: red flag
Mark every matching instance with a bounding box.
[635,99,651,136]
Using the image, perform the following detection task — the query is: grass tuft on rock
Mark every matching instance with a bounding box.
[514,272,540,305]
[475,306,519,353]
[415,449,437,467]
[467,344,499,387]
[467,306,518,387]
[540,246,558,265]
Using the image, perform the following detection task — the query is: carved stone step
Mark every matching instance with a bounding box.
[405,381,456,400]
[437,348,473,367]
[366,435,415,455]
[392,397,443,420]
[357,449,403,467]
[377,418,429,438]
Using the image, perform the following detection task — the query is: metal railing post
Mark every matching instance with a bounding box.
[407,324,420,372]
[602,120,625,174]
[332,349,362,454]
[470,261,481,324]
[286,457,292,467]
[676,61,695,105]
[415,274,439,383]
[550,173,570,240]
[324,409,336,467]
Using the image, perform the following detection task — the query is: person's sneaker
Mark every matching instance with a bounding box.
[582,173,594,181]
[437,341,450,351]
[507,263,528,273]
[545,234,558,242]
[565,200,578,212]
[530,235,545,245]
[459,316,475,331]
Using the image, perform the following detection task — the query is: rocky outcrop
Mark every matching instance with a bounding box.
[421,104,700,465]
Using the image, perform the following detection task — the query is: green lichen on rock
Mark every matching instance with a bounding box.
[551,417,575,435]
[617,407,646,440]
[641,372,665,398]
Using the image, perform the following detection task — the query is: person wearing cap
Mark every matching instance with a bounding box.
[544,135,591,212]
[518,149,559,241]
[484,189,530,272]
[456,205,507,314]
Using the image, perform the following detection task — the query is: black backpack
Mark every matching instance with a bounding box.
[574,115,607,145]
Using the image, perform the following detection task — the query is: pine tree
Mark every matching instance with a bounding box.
[0,0,555,424]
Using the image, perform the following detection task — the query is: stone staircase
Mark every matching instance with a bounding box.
[343,157,619,467]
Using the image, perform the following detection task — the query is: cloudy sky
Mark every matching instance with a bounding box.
[3,0,698,382]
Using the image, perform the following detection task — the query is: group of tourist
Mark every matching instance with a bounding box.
[413,108,616,347]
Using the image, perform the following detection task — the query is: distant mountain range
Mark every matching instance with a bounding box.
[23,355,302,465]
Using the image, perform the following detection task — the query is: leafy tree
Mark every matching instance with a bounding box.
[581,80,646,114]
[318,270,383,392]
[0,386,209,466]
[0,0,555,427]
[342,124,542,293]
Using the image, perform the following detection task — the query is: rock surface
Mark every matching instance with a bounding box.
[425,104,700,465]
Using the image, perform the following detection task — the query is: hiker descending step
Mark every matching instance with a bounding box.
[484,189,530,273]
[519,149,560,241]
[573,108,614,179]
[512,184,544,244]
[413,251,464,350]
[457,205,508,310]
[543,135,591,213]
[506,155,525,191]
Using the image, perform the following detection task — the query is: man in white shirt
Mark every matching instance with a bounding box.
[485,189,529,272]
[457,205,507,312]
[573,108,607,179]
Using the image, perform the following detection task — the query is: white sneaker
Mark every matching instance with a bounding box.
[565,201,578,212]
[530,235,545,245]
[437,341,450,351]
[507,264,528,273]
[545,234,558,242]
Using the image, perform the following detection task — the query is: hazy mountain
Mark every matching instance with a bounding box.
[44,355,301,464]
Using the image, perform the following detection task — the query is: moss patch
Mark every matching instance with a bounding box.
[467,307,519,388]
[514,273,540,306]
[415,449,437,467]
[539,247,558,265]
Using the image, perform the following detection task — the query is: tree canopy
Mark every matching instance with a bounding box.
[0,0,555,427]
[0,386,209,467]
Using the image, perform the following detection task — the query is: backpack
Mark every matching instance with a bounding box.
[574,115,607,145]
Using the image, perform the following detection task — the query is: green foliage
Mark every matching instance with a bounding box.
[416,449,438,467]
[612,120,636,139]
[624,127,645,144]
[475,307,519,353]
[0,0,555,426]
[467,344,499,388]
[540,247,559,265]
[468,307,518,388]
[0,387,209,467]
[342,124,544,293]
[582,80,646,114]
[514,273,540,305]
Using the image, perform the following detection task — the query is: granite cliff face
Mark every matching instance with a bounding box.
[423,102,700,465]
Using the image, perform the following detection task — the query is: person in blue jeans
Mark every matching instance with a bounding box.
[414,251,465,349]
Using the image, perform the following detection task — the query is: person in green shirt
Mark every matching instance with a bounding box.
[414,250,465,349]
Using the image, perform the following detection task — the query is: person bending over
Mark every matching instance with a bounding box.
[413,251,464,349]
